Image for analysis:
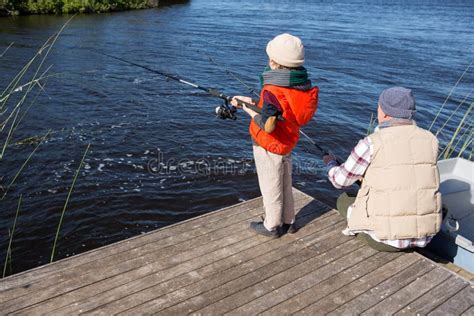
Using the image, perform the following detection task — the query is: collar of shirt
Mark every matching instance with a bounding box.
[375,118,416,131]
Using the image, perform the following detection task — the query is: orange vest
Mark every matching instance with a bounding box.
[249,85,319,155]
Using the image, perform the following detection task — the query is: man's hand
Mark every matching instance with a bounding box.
[231,96,254,109]
[323,153,337,165]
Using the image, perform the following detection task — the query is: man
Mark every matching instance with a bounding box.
[323,87,442,252]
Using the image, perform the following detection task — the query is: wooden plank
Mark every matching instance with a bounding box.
[23,202,335,314]
[190,244,375,315]
[76,214,345,315]
[233,251,400,315]
[329,258,435,315]
[461,306,474,316]
[1,190,312,297]
[0,195,266,288]
[122,229,360,314]
[2,195,314,310]
[361,266,451,315]
[50,212,341,315]
[395,276,470,315]
[265,252,416,315]
[428,286,474,316]
[0,197,267,301]
[10,189,469,316]
[1,218,260,314]
[2,190,313,291]
[3,195,316,311]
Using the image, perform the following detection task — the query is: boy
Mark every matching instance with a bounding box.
[232,33,319,238]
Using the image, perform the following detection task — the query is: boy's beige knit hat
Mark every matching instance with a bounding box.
[266,33,305,68]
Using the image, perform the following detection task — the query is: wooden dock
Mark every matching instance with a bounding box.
[1,189,473,315]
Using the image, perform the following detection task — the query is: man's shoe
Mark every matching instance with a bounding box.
[249,221,281,238]
[281,223,298,234]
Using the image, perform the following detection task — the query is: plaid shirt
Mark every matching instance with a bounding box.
[327,120,433,249]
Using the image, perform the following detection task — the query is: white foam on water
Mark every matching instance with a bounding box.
[84,163,91,170]
[98,164,105,172]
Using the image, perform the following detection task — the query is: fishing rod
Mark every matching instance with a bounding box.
[100,52,336,158]
[207,55,328,154]
[209,57,362,184]
[100,51,359,182]
[95,51,266,121]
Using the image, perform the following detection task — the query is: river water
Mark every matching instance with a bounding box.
[0,0,472,275]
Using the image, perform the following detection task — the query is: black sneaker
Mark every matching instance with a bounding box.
[249,221,281,238]
[281,223,298,234]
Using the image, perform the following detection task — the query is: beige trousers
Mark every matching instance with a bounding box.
[253,145,295,230]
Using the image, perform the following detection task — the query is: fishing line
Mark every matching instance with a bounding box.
[97,51,350,170]
[93,50,266,120]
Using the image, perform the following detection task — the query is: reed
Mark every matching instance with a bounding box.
[429,62,472,131]
[50,143,90,263]
[0,130,51,200]
[439,103,473,160]
[2,195,22,278]
[434,88,473,137]
[0,18,76,276]
[366,113,376,135]
[0,16,74,158]
[430,63,473,160]
[0,42,14,58]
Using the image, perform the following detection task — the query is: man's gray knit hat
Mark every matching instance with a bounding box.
[378,87,416,119]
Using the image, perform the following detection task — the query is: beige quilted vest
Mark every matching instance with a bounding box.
[348,124,442,240]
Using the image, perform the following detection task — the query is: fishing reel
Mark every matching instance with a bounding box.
[215,100,237,120]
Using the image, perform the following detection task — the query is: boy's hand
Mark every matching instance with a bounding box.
[231,96,254,109]
[242,104,259,118]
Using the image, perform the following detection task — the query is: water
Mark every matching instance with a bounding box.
[0,0,472,275]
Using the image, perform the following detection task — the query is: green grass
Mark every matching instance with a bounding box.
[0,17,85,277]
[2,195,22,278]
[429,62,472,132]
[366,113,376,136]
[50,143,90,263]
[437,102,473,160]
[430,62,473,161]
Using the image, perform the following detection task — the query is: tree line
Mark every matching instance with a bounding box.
[0,0,188,15]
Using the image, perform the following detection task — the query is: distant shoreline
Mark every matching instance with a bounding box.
[0,0,189,16]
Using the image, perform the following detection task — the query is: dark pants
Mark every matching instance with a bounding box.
[336,193,402,252]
